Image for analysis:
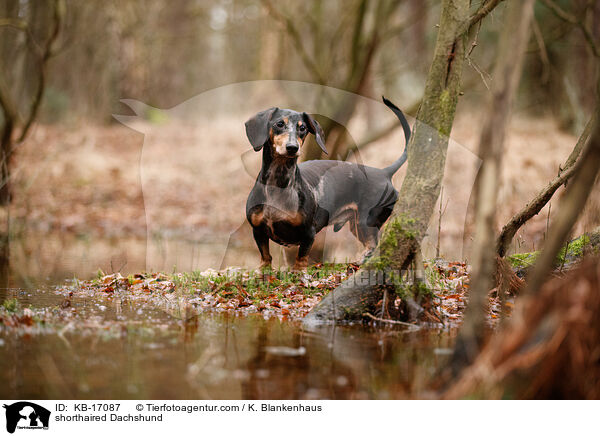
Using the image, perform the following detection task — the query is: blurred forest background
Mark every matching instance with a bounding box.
[0,0,599,284]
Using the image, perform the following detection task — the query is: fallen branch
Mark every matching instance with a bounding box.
[524,120,600,297]
[363,312,417,327]
[496,115,595,257]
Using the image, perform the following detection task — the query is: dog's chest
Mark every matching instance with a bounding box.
[262,186,302,225]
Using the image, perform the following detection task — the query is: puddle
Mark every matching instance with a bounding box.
[0,231,457,399]
[0,288,455,399]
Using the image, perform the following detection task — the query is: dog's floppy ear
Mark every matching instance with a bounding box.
[303,112,327,155]
[245,107,277,151]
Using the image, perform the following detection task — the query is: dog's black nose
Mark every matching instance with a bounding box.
[286,144,299,154]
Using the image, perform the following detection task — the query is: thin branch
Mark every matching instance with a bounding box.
[363,312,417,327]
[262,0,325,84]
[524,120,600,297]
[452,0,505,41]
[467,20,482,57]
[17,0,64,143]
[0,18,28,31]
[469,0,504,28]
[539,0,577,24]
[540,0,600,58]
[531,15,551,84]
[496,114,595,257]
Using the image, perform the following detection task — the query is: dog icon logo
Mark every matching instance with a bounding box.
[3,402,50,433]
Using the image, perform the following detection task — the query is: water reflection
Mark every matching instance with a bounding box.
[0,290,454,399]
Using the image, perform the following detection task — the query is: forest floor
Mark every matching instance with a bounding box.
[8,229,597,333]
[2,260,494,332]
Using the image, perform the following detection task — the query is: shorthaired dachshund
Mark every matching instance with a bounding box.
[245,97,411,271]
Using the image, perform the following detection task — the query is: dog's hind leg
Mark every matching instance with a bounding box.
[348,215,379,263]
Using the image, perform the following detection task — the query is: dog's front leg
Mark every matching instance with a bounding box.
[252,226,272,269]
[292,229,315,271]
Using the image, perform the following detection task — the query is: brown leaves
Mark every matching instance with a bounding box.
[59,260,515,326]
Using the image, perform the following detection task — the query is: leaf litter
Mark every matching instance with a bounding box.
[1,261,516,336]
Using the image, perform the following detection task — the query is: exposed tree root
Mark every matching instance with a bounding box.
[493,255,524,298]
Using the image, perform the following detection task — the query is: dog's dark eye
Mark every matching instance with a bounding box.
[276,120,285,128]
[298,124,306,133]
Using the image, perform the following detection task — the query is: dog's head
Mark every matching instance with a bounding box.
[245,108,327,157]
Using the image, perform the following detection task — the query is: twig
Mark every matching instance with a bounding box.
[436,188,443,258]
[467,20,482,58]
[546,203,551,240]
[363,312,416,327]
[455,0,505,37]
[467,57,491,90]
[468,0,505,29]
[531,16,550,84]
[540,0,600,59]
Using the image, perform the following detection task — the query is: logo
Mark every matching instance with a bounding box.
[3,402,50,434]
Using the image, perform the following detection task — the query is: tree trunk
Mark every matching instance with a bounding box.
[305,0,469,323]
[450,0,536,374]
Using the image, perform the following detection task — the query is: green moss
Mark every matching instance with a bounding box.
[167,263,347,303]
[2,298,18,313]
[365,214,418,271]
[437,89,456,137]
[508,234,592,269]
[507,251,540,269]
[557,234,590,263]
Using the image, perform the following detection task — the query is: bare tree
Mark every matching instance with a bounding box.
[0,0,63,285]
[0,0,63,206]
[263,0,422,161]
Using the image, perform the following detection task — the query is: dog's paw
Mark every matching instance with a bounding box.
[255,262,272,274]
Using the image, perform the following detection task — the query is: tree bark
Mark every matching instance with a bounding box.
[450,0,535,374]
[305,0,470,323]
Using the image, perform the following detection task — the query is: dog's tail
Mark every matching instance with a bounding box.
[381,96,411,178]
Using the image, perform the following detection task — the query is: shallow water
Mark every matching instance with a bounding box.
[0,231,456,400]
[0,287,455,400]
